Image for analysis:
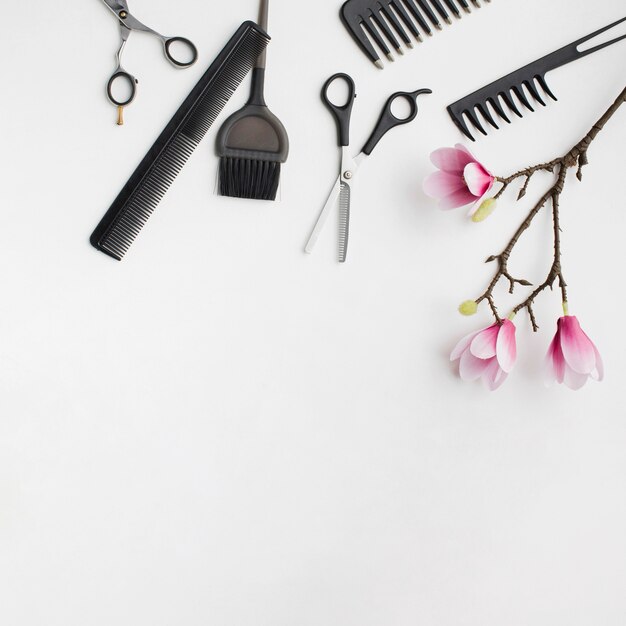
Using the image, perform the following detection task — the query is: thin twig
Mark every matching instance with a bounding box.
[511,167,567,331]
[474,85,626,329]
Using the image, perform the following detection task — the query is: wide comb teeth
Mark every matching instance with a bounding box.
[447,74,558,141]
[446,15,626,141]
[341,0,492,68]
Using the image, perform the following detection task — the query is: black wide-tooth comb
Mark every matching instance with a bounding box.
[340,0,491,68]
[448,16,626,141]
[91,21,270,261]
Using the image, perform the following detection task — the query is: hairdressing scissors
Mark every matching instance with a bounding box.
[100,0,199,125]
[305,73,431,262]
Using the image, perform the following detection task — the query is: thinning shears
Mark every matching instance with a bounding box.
[305,73,431,262]
[100,0,199,125]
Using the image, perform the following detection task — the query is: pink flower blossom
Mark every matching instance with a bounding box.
[450,320,517,391]
[423,144,495,211]
[544,316,604,390]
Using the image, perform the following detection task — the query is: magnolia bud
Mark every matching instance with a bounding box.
[472,198,497,223]
[458,300,478,316]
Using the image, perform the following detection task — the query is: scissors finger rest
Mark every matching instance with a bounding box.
[362,88,433,155]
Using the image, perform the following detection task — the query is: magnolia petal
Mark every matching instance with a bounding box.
[423,171,467,200]
[591,344,604,381]
[467,201,481,217]
[463,162,495,197]
[543,333,565,386]
[450,329,481,361]
[493,371,508,391]
[459,350,491,381]
[431,146,476,174]
[483,358,508,391]
[496,320,517,373]
[470,324,499,359]
[559,316,597,374]
[563,364,589,391]
[454,144,477,160]
[438,188,478,210]
[553,338,566,384]
[543,354,556,387]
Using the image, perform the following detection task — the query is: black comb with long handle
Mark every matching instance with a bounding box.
[448,16,626,141]
[91,21,270,261]
[341,0,491,68]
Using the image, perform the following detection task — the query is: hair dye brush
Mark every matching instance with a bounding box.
[216,0,289,201]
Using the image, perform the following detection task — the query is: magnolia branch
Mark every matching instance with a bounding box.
[475,85,626,329]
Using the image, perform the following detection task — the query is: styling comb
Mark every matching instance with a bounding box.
[90,21,270,260]
[340,0,491,68]
[448,16,626,141]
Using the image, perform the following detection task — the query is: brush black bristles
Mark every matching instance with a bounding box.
[219,157,281,201]
[215,59,289,201]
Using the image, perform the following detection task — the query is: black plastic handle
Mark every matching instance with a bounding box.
[573,15,626,60]
[322,73,356,147]
[538,15,626,75]
[362,88,432,156]
[164,36,199,68]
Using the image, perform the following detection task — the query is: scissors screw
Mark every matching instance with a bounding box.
[119,10,128,18]
[344,171,353,179]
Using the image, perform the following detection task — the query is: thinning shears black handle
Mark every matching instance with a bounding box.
[322,73,357,147]
[362,88,432,156]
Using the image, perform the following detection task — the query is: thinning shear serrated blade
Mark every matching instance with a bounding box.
[338,183,351,263]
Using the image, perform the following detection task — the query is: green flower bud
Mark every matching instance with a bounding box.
[472,198,497,223]
[459,300,478,316]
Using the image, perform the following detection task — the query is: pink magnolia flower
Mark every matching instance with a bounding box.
[544,316,604,390]
[423,144,495,211]
[450,320,517,391]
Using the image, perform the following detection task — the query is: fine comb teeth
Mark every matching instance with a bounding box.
[448,16,626,141]
[90,22,269,261]
[341,0,492,68]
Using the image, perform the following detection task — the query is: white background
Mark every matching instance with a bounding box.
[1,0,625,624]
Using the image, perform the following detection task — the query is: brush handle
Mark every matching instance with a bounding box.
[248,0,270,105]
[256,0,269,69]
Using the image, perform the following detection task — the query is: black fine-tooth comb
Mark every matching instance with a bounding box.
[448,16,626,141]
[90,21,270,261]
[341,0,491,68]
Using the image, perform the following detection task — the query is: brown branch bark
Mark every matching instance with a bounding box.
[475,85,626,329]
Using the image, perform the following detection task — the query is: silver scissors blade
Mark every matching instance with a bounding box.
[100,0,158,35]
[306,148,360,255]
[101,0,129,18]
[338,182,351,263]
[305,175,341,254]
[119,21,131,45]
